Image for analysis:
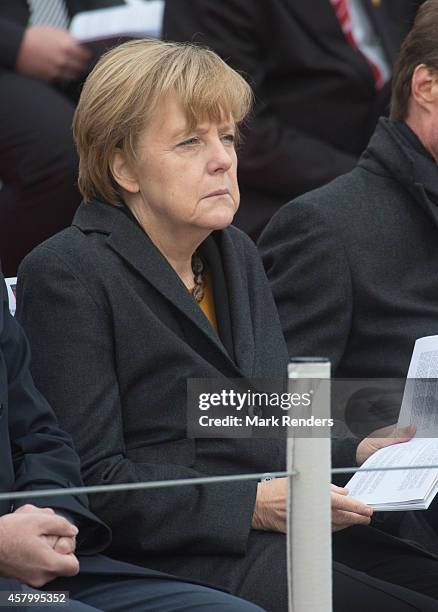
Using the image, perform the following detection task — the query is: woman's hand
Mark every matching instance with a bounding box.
[356,424,416,466]
[252,478,373,533]
[331,485,372,531]
[252,477,287,533]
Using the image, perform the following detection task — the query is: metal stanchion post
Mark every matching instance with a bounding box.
[287,358,332,612]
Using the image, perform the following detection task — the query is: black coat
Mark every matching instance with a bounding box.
[259,118,438,381]
[163,0,419,237]
[0,0,124,70]
[0,273,175,592]
[16,200,290,566]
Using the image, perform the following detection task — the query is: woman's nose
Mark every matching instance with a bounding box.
[207,140,234,173]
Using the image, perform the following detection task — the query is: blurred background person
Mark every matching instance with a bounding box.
[163,0,423,238]
[0,0,125,277]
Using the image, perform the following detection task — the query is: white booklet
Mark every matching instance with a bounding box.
[70,1,164,43]
[346,335,438,510]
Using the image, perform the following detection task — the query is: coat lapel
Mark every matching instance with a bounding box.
[212,231,256,377]
[360,120,438,231]
[73,201,241,372]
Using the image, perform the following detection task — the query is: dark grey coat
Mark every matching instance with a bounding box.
[259,118,438,380]
[16,200,288,563]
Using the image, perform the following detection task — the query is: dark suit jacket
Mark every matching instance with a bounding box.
[163,0,420,237]
[258,117,438,553]
[259,118,438,381]
[0,0,124,70]
[16,199,290,567]
[0,273,181,586]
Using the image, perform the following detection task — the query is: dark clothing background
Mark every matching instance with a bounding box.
[15,202,438,611]
[259,118,438,381]
[163,0,420,238]
[0,0,124,69]
[0,0,124,277]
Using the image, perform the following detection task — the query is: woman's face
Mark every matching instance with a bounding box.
[116,95,240,234]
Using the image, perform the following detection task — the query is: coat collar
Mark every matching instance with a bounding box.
[72,200,255,376]
[359,117,438,225]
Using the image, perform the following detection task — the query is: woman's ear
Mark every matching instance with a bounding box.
[111,150,140,194]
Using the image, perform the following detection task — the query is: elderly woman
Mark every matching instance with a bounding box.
[17,40,438,611]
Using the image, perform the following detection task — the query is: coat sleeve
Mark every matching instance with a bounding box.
[258,196,354,372]
[163,0,357,202]
[1,276,111,555]
[16,247,258,557]
[0,17,25,70]
[258,197,360,474]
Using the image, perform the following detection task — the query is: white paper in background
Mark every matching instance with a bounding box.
[5,277,17,317]
[398,335,438,436]
[70,1,164,42]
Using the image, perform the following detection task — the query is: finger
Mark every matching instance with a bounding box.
[393,424,416,441]
[42,534,59,549]
[333,510,372,529]
[374,424,416,445]
[331,484,348,495]
[54,536,76,555]
[47,551,80,578]
[38,515,79,537]
[65,55,91,73]
[67,43,92,63]
[333,493,373,516]
[32,507,56,515]
[14,504,39,514]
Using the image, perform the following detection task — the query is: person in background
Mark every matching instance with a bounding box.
[259,0,438,560]
[16,38,438,612]
[163,0,422,238]
[0,0,126,277]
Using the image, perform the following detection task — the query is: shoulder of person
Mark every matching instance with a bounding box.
[19,226,92,273]
[223,224,262,262]
[260,167,368,243]
[17,225,107,309]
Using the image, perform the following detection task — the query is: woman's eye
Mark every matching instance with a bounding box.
[178,137,199,147]
[222,133,236,145]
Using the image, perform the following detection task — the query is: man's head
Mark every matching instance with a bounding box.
[391,0,438,161]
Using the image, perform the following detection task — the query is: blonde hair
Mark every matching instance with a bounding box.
[73,39,253,204]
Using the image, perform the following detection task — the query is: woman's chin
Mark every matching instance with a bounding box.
[206,211,236,231]
[200,202,238,231]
